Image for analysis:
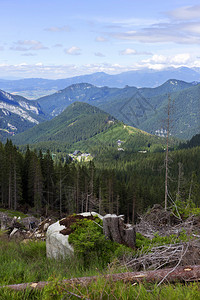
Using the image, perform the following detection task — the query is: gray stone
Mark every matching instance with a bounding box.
[46,220,74,259]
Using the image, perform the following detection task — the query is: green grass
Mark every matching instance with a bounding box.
[1,280,200,299]
[0,235,200,299]
[0,208,28,219]
[0,238,102,286]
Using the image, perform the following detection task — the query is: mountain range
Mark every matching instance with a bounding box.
[0,77,199,143]
[0,67,200,99]
[35,79,200,140]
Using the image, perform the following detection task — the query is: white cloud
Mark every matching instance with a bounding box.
[11,40,48,51]
[45,26,70,32]
[95,36,107,42]
[182,22,200,34]
[167,5,200,20]
[110,23,200,45]
[119,48,137,55]
[108,5,200,46]
[0,62,133,79]
[53,44,63,48]
[94,52,105,57]
[143,54,167,64]
[141,53,192,69]
[0,56,199,79]
[119,48,152,56]
[21,53,37,57]
[64,46,81,55]
[171,53,191,64]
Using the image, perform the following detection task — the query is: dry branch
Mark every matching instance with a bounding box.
[1,265,200,291]
[121,240,200,271]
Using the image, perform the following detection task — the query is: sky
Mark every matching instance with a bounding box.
[1,0,200,79]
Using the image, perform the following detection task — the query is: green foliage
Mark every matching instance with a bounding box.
[135,231,191,254]
[68,217,133,267]
[174,197,200,219]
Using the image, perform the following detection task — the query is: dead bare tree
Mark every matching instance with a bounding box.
[164,95,171,210]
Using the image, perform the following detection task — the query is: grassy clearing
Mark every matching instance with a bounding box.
[0,237,102,286]
[0,228,200,299]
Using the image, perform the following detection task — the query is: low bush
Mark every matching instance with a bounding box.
[68,217,133,267]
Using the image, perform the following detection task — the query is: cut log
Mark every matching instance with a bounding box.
[2,265,200,291]
[103,214,136,248]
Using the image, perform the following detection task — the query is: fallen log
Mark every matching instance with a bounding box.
[1,265,200,291]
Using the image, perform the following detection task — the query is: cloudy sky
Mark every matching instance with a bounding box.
[1,0,200,79]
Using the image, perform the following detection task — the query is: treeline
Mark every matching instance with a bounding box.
[0,140,200,221]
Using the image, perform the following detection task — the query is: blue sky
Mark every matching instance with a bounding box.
[1,0,200,78]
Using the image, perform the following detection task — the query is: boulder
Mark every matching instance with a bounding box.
[46,220,74,259]
[46,212,103,259]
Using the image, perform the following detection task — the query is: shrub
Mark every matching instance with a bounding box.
[68,217,133,267]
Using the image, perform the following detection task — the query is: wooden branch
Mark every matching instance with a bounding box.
[1,265,200,291]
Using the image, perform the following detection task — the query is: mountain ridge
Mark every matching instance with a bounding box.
[11,102,117,146]
[0,67,200,99]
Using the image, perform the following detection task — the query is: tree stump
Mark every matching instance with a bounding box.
[103,214,136,248]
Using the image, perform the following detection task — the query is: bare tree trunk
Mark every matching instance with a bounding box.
[76,168,79,213]
[116,194,119,216]
[165,95,171,210]
[132,194,136,224]
[14,165,17,210]
[59,177,62,216]
[103,215,136,248]
[8,171,12,209]
[98,186,102,215]
[86,193,89,212]
[176,162,183,201]
[188,174,194,202]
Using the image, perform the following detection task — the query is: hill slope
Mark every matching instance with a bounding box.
[11,102,117,146]
[12,102,171,157]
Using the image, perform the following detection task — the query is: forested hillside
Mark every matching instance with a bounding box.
[35,80,199,139]
[1,79,199,142]
[11,102,117,146]
[1,139,199,220]
[11,101,176,157]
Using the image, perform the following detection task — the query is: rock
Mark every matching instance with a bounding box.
[46,220,74,259]
[46,212,103,259]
